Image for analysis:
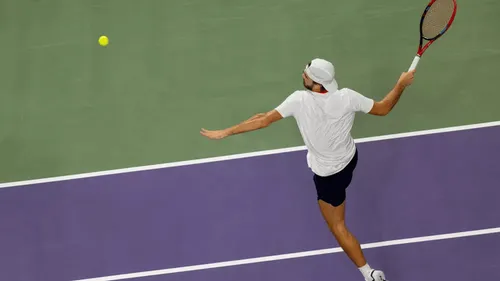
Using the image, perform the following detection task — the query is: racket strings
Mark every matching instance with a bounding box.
[422,0,455,39]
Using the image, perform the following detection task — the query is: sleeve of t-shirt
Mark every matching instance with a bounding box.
[344,88,374,113]
[275,91,302,118]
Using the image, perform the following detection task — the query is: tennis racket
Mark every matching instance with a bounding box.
[408,0,458,71]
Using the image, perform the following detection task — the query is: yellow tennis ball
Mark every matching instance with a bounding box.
[98,36,109,46]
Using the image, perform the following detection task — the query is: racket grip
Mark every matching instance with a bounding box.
[408,56,420,71]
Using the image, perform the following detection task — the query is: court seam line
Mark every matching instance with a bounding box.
[1,120,500,189]
[74,226,500,281]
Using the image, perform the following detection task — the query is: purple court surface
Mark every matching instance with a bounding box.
[1,125,499,281]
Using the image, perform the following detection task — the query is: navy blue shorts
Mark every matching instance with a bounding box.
[313,150,358,207]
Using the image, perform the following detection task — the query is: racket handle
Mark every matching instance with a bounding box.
[408,56,420,71]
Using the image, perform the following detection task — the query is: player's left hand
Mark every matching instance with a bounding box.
[200,128,229,140]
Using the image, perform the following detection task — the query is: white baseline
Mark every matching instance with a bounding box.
[1,120,500,189]
[75,226,500,281]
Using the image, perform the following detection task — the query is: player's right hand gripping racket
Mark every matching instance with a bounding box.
[408,0,457,71]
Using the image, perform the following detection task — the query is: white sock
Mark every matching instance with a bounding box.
[358,263,373,280]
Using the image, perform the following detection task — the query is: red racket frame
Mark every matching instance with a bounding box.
[408,0,457,71]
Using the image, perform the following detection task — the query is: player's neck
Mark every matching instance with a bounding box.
[313,88,328,94]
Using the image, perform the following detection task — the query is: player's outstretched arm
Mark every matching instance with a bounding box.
[200,110,283,140]
[369,70,416,116]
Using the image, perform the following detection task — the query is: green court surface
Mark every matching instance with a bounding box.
[1,0,499,183]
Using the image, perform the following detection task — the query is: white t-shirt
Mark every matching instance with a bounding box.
[275,88,374,177]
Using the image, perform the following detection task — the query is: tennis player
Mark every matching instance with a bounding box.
[201,58,415,281]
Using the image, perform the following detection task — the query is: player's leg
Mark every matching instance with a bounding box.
[313,151,386,281]
[317,194,387,281]
[317,199,366,266]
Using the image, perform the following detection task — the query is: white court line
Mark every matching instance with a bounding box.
[1,120,500,189]
[75,226,500,281]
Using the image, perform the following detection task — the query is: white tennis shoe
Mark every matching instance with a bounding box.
[365,269,387,281]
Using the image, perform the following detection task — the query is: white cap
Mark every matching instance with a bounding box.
[304,58,338,92]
